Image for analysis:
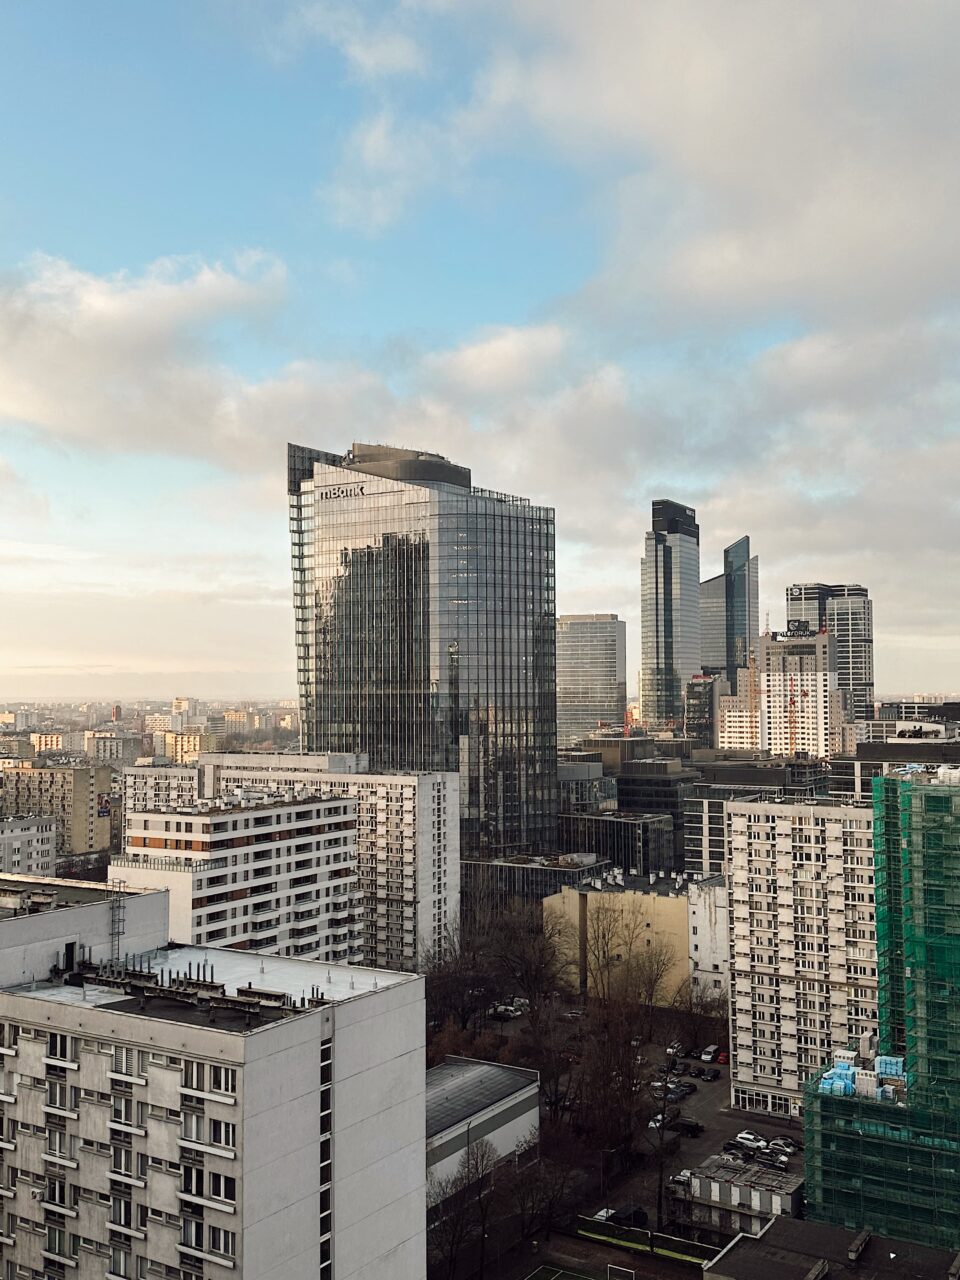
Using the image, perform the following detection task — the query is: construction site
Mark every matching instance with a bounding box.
[804,770,960,1249]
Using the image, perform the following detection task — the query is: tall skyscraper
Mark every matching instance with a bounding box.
[759,626,844,758]
[786,582,874,720]
[701,535,759,684]
[556,613,627,747]
[288,441,557,858]
[640,499,701,726]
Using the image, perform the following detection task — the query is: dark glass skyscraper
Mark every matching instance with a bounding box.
[640,499,701,726]
[700,534,759,686]
[288,442,557,858]
[786,582,874,720]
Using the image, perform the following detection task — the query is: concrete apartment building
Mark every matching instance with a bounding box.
[29,733,65,754]
[113,791,362,964]
[0,883,426,1280]
[673,1154,804,1237]
[688,874,730,999]
[0,816,57,876]
[727,797,877,1116]
[123,754,458,972]
[0,763,112,858]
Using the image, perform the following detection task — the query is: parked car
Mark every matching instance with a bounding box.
[772,1134,803,1151]
[666,1041,683,1057]
[593,1207,617,1221]
[756,1152,790,1171]
[669,1116,704,1137]
[677,1081,697,1095]
[688,1065,705,1079]
[769,1139,796,1155]
[669,1169,692,1186]
[723,1141,751,1157]
[703,1067,722,1082]
[666,1089,685,1103]
[701,1044,720,1062]
[735,1130,768,1151]
[716,1051,729,1064]
[610,1204,648,1228]
[672,1060,689,1076]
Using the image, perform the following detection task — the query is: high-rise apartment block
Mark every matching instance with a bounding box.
[701,536,759,685]
[759,628,844,758]
[717,660,761,751]
[113,792,362,963]
[288,441,557,858]
[0,816,57,876]
[786,583,874,720]
[640,500,701,727]
[727,798,876,1116]
[0,764,112,858]
[0,909,426,1278]
[123,754,458,972]
[805,770,960,1250]
[556,614,627,748]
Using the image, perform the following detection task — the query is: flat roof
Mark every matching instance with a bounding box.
[693,1153,804,1194]
[426,1056,538,1139]
[4,943,413,1030]
[0,874,144,908]
[707,1216,960,1280]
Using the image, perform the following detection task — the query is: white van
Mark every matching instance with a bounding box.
[701,1044,719,1062]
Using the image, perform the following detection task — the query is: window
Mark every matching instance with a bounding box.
[182,1060,205,1091]
[112,1096,133,1125]
[111,1144,132,1175]
[181,1113,204,1143]
[182,1166,204,1197]
[48,1032,71,1062]
[209,1172,236,1203]
[110,1195,132,1228]
[209,1226,236,1258]
[209,1065,236,1094]
[46,1178,67,1206]
[209,1120,235,1149]
[181,1218,203,1249]
[114,1046,136,1077]
[110,1246,131,1277]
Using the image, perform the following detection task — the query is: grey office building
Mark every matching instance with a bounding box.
[701,535,759,684]
[289,441,558,858]
[786,582,874,720]
[640,499,701,726]
[556,613,627,747]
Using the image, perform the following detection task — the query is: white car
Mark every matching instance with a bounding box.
[593,1207,616,1221]
[735,1130,768,1151]
[669,1169,691,1185]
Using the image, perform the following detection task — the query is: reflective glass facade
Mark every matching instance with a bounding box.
[700,535,759,686]
[640,499,701,726]
[289,442,557,858]
[786,582,874,720]
[556,613,627,747]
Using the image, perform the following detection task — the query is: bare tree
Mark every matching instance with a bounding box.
[462,1137,500,1280]
[427,1166,474,1280]
[670,974,728,1051]
[488,900,574,1033]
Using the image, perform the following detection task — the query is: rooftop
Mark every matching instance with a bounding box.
[4,943,413,1032]
[693,1153,804,1195]
[426,1056,539,1139]
[706,1216,960,1280]
[0,874,144,912]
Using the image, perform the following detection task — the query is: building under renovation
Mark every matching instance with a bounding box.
[804,768,960,1249]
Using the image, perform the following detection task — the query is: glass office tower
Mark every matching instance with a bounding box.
[640,499,701,726]
[556,614,627,748]
[701,535,759,685]
[786,582,874,720]
[288,442,558,858]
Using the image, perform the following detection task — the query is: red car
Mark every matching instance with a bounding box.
[717,1051,729,1065]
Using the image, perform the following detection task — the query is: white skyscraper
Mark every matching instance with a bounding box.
[760,628,844,759]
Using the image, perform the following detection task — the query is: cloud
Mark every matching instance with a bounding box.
[276,1,425,77]
[421,324,569,400]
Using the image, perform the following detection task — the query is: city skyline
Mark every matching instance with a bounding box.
[3,3,960,698]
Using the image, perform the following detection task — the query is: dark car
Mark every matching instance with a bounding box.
[678,1081,697,1095]
[666,1088,685,1103]
[688,1065,705,1079]
[672,1060,689,1076]
[669,1116,704,1137]
[610,1204,648,1229]
[703,1067,722,1082]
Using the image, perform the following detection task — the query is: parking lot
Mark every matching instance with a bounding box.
[587,1043,805,1222]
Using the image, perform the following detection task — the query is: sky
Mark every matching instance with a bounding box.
[1,0,959,701]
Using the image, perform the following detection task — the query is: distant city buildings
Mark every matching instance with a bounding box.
[0,763,112,858]
[288,441,557,858]
[759,628,844,758]
[640,499,701,727]
[786,583,874,720]
[0,815,56,875]
[556,613,627,747]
